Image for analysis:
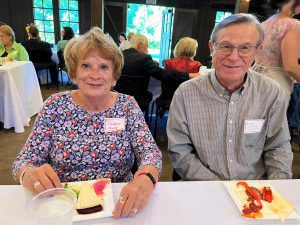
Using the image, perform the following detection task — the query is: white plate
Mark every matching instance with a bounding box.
[224,181,300,220]
[64,179,114,222]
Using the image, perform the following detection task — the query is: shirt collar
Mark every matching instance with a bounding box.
[11,41,18,50]
[210,69,251,98]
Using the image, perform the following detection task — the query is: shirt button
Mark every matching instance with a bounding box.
[229,139,232,143]
[229,120,233,124]
[231,101,234,105]
[230,159,233,163]
[220,94,223,97]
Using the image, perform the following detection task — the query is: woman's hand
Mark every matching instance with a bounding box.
[113,175,154,219]
[19,164,62,194]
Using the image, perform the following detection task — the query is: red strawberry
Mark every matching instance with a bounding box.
[93,180,110,195]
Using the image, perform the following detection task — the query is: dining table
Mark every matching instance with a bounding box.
[0,61,43,133]
[1,180,300,225]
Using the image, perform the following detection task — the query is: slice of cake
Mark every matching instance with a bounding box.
[76,183,104,214]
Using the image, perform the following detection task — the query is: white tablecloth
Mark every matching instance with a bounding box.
[1,180,300,225]
[0,61,43,133]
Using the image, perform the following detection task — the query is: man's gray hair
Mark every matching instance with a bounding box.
[130,34,148,48]
[210,13,264,46]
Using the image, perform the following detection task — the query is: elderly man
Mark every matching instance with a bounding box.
[167,13,293,181]
[122,34,196,89]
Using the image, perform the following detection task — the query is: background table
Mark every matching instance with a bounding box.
[0,61,43,133]
[1,180,300,225]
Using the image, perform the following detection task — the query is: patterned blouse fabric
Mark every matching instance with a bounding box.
[255,16,300,67]
[12,92,162,183]
[164,57,201,73]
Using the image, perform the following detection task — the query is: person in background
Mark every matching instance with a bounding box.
[292,3,300,19]
[12,27,162,219]
[156,37,202,117]
[57,27,75,85]
[122,34,197,89]
[253,0,300,105]
[119,32,131,51]
[167,13,293,181]
[0,25,29,61]
[57,27,75,52]
[22,25,58,85]
[164,37,202,73]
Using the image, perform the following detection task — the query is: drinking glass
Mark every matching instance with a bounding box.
[29,188,77,225]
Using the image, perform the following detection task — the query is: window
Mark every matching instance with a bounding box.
[59,0,79,35]
[33,0,55,44]
[215,11,233,27]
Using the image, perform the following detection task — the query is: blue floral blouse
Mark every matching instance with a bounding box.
[12,92,162,182]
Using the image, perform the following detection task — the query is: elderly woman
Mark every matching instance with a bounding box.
[0,25,29,61]
[253,0,300,105]
[12,27,162,219]
[164,37,202,73]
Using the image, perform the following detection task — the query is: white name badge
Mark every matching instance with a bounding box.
[104,118,126,133]
[244,119,265,134]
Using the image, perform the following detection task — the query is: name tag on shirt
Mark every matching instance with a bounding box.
[244,119,265,134]
[104,118,126,133]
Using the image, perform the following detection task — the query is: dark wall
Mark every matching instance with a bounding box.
[0,0,33,42]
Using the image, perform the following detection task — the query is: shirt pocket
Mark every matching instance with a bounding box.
[239,132,265,167]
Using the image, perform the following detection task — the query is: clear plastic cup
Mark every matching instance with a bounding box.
[0,57,6,65]
[29,188,77,225]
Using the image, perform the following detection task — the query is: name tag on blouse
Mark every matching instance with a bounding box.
[244,119,265,134]
[104,118,126,133]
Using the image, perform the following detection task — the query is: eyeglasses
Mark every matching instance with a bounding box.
[213,42,259,57]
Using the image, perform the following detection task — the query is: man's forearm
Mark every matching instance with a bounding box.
[169,145,220,181]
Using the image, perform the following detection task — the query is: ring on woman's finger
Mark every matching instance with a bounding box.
[119,196,126,204]
[33,181,42,190]
[131,208,138,214]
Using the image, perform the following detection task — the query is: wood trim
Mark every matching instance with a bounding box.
[91,0,104,28]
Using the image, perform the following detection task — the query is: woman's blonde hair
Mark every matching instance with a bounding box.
[64,27,124,80]
[0,25,15,42]
[173,37,198,58]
